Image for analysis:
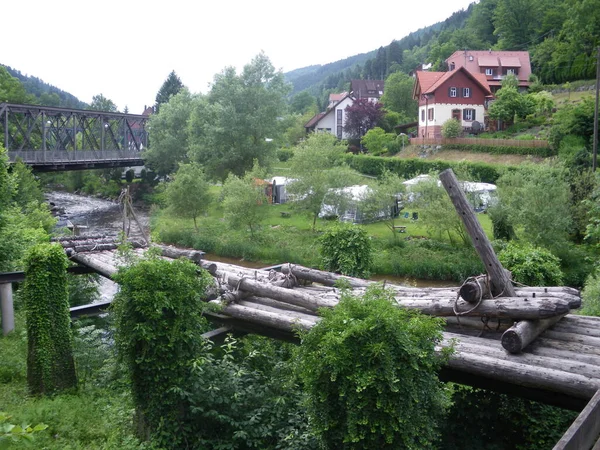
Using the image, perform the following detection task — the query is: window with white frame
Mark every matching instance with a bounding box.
[449,87,457,97]
[463,108,476,121]
[506,68,516,75]
[462,87,470,98]
[428,108,434,121]
[421,109,425,122]
[485,68,494,76]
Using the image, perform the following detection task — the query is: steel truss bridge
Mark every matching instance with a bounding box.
[0,103,148,171]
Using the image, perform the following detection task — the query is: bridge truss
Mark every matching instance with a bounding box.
[0,103,148,171]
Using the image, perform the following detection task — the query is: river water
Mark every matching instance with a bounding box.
[46,191,455,303]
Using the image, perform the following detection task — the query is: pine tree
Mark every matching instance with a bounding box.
[155,71,184,113]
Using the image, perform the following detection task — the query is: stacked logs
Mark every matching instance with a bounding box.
[202,261,581,354]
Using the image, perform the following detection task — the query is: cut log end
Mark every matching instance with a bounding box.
[460,282,482,304]
[501,329,523,353]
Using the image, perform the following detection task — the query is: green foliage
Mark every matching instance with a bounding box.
[496,163,572,250]
[0,66,32,104]
[549,97,595,150]
[360,170,405,237]
[0,411,48,446]
[441,118,462,138]
[22,243,77,395]
[276,147,294,162]
[380,71,418,119]
[112,256,213,446]
[488,204,516,241]
[442,143,555,157]
[488,86,535,125]
[165,162,212,231]
[183,337,317,449]
[88,93,117,112]
[319,224,373,278]
[440,385,577,450]
[154,70,184,112]
[498,241,563,286]
[297,285,450,449]
[342,154,503,184]
[360,127,396,155]
[67,273,100,307]
[221,164,268,237]
[581,271,600,316]
[190,52,290,180]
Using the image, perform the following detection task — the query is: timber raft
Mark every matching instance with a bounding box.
[65,245,600,412]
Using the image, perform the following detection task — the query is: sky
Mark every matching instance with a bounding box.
[2,0,475,113]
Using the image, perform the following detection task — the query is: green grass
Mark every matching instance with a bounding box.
[0,314,148,449]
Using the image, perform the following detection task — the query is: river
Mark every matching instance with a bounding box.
[46,191,455,303]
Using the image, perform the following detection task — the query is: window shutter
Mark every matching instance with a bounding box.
[472,110,476,121]
[462,109,466,120]
[448,87,451,97]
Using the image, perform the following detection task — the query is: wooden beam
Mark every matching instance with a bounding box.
[553,389,600,450]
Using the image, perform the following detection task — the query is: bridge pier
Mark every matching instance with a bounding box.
[0,282,14,335]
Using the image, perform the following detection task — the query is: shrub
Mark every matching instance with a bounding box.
[320,224,373,278]
[498,242,563,286]
[442,143,555,157]
[276,147,294,162]
[22,243,77,395]
[442,118,462,138]
[297,284,450,449]
[581,272,600,316]
[112,256,213,447]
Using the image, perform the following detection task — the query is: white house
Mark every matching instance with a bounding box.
[304,93,354,139]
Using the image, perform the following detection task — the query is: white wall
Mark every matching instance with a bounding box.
[315,97,355,139]
[419,103,485,129]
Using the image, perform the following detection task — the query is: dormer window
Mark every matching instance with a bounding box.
[462,88,470,98]
[449,87,457,98]
[506,68,517,75]
[450,62,455,70]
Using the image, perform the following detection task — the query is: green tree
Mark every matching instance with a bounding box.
[290,91,318,115]
[488,85,534,126]
[493,0,540,49]
[360,170,405,237]
[154,70,184,113]
[189,52,290,180]
[88,93,117,112]
[498,241,564,286]
[496,163,572,250]
[0,66,30,103]
[23,243,77,395]
[380,71,418,121]
[221,164,268,237]
[581,272,600,316]
[145,89,195,177]
[164,162,212,231]
[360,127,396,155]
[297,284,449,449]
[287,133,360,230]
[112,256,212,447]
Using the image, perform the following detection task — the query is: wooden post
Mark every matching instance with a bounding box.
[553,389,600,450]
[439,169,516,297]
[0,283,15,335]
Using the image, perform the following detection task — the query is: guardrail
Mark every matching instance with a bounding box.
[8,150,145,164]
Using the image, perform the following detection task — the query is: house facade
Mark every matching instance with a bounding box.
[304,80,384,139]
[413,66,492,138]
[445,50,532,93]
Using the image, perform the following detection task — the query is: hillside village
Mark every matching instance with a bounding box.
[1,0,600,448]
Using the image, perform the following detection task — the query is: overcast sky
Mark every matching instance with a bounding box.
[3,0,475,113]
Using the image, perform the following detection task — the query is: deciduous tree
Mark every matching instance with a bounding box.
[164,162,212,231]
[344,98,384,139]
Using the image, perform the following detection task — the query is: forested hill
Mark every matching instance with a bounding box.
[1,64,86,109]
[286,0,600,107]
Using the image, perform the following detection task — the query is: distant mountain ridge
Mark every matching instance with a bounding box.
[1,64,86,109]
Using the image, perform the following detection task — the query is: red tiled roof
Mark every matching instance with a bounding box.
[499,57,521,67]
[415,67,492,98]
[414,72,445,94]
[329,93,347,103]
[478,56,499,67]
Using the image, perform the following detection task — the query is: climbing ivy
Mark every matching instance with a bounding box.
[320,224,373,278]
[22,242,77,395]
[112,255,213,447]
[297,284,451,449]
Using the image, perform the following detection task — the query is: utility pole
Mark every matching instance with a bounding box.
[593,46,600,171]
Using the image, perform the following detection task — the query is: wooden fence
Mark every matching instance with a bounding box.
[410,137,550,148]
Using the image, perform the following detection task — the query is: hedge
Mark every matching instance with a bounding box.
[343,154,507,184]
[442,143,556,158]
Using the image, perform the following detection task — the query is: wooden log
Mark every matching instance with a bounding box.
[243,295,317,316]
[280,264,371,288]
[459,275,492,303]
[0,283,15,335]
[394,296,570,319]
[155,244,204,264]
[526,342,600,369]
[534,337,600,357]
[223,273,337,312]
[444,332,600,380]
[439,169,516,298]
[70,253,117,279]
[443,348,600,400]
[237,299,318,323]
[502,315,567,353]
[551,322,600,338]
[212,301,317,332]
[445,316,512,333]
[542,330,600,348]
[560,315,600,330]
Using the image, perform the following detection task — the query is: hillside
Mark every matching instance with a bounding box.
[1,64,86,109]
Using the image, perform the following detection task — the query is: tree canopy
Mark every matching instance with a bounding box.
[155,70,184,113]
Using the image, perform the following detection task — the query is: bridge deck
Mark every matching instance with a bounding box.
[69,249,600,410]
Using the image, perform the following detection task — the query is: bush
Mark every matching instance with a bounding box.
[442,118,462,138]
[297,284,450,449]
[442,143,555,157]
[498,242,563,286]
[581,272,600,316]
[276,147,294,162]
[112,255,213,447]
[320,224,373,278]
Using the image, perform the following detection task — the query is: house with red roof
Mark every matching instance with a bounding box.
[412,66,492,138]
[445,50,532,93]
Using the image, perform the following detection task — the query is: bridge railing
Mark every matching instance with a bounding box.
[8,150,145,164]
